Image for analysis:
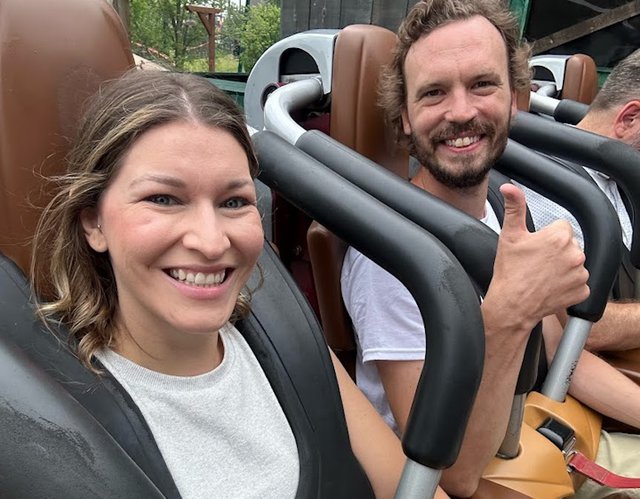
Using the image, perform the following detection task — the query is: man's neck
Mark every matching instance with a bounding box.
[576,111,614,138]
[411,167,489,220]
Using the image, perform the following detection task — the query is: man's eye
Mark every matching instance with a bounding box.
[223,197,249,209]
[475,81,495,88]
[146,194,177,206]
[422,89,442,98]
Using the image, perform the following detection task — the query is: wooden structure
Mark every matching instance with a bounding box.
[280,0,420,38]
[280,0,640,81]
[186,4,222,72]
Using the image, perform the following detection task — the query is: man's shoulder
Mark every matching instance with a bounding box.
[343,246,396,284]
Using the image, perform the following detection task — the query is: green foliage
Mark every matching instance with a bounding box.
[218,4,247,58]
[183,53,239,73]
[130,0,209,69]
[129,0,280,73]
[238,1,281,72]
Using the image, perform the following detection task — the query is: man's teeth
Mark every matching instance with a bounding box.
[445,136,480,148]
[169,269,226,287]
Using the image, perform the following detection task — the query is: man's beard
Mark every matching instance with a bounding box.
[410,117,510,189]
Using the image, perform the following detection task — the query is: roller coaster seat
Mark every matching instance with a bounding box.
[0,0,374,496]
[0,0,135,275]
[530,53,599,104]
[562,54,599,104]
[307,24,405,377]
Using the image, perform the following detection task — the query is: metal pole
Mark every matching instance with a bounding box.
[394,460,442,499]
[541,317,593,401]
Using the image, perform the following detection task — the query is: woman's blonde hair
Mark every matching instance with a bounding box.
[31,70,260,371]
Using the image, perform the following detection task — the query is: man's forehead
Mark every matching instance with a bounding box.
[403,16,510,87]
[406,16,508,65]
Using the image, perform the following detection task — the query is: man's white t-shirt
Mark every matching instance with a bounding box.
[341,200,501,433]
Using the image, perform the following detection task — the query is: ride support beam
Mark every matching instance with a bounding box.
[532,0,640,55]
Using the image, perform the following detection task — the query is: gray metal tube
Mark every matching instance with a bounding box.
[395,460,442,499]
[541,317,593,401]
[529,91,559,116]
[497,394,526,459]
[263,77,324,144]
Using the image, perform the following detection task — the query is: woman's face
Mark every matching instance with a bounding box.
[81,121,263,346]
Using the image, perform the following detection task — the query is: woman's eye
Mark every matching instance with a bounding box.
[223,197,249,209]
[146,194,178,206]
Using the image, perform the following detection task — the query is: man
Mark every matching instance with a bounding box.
[520,49,640,352]
[340,1,640,497]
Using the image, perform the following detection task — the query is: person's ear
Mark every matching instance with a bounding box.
[613,100,640,141]
[510,88,519,118]
[401,107,412,136]
[80,207,108,253]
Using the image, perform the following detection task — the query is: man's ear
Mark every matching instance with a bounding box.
[613,100,640,141]
[80,207,108,253]
[401,107,412,136]
[511,88,519,118]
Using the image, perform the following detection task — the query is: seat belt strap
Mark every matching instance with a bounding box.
[568,451,640,488]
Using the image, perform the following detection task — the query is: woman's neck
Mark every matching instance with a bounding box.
[111,320,225,376]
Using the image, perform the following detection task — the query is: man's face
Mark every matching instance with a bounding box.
[401,15,518,189]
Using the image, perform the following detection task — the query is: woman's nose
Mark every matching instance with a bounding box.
[182,206,231,259]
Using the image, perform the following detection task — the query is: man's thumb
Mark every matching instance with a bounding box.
[500,183,528,234]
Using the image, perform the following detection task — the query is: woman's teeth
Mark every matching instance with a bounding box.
[169,269,226,287]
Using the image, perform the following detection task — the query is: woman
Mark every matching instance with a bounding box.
[30,69,449,499]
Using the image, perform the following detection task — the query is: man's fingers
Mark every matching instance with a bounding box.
[500,183,529,236]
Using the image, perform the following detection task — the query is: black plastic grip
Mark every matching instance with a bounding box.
[297,130,497,293]
[552,99,589,125]
[495,140,622,322]
[254,130,484,469]
[296,130,540,395]
[511,111,640,267]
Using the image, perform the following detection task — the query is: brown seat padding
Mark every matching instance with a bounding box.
[307,222,354,374]
[329,24,408,178]
[561,53,598,104]
[0,0,134,275]
[307,24,406,378]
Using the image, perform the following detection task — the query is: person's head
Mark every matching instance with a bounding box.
[32,70,263,370]
[380,0,531,189]
[579,49,640,150]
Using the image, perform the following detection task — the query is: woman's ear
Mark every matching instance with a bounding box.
[80,207,108,253]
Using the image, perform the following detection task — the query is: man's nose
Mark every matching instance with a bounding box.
[445,90,478,123]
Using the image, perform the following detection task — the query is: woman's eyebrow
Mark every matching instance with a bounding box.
[226,179,254,190]
[129,174,186,189]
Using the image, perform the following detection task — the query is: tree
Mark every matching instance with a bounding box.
[130,0,212,69]
[237,1,281,72]
[218,3,247,59]
[129,0,281,73]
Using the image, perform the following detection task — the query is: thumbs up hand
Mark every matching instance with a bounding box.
[483,184,590,335]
